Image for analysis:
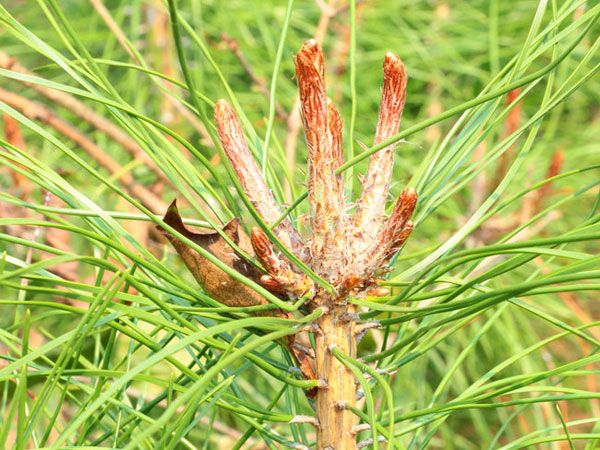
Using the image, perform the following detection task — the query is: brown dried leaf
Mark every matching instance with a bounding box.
[291,343,317,398]
[160,200,269,309]
[160,200,316,384]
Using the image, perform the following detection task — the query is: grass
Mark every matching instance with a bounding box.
[0,0,599,448]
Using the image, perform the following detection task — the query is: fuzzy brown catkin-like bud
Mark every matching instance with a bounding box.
[382,220,414,265]
[363,188,417,274]
[214,100,306,261]
[251,227,313,298]
[260,274,286,294]
[327,98,344,174]
[327,98,345,210]
[250,227,287,276]
[295,40,344,272]
[353,52,407,242]
[386,187,417,237]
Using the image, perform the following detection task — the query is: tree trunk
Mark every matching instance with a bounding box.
[315,303,358,449]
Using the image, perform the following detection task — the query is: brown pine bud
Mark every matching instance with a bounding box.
[386,187,417,237]
[251,227,314,298]
[251,227,289,276]
[363,188,417,274]
[327,98,344,178]
[214,99,306,261]
[338,273,361,296]
[382,220,414,265]
[295,40,345,271]
[260,274,286,294]
[353,52,407,243]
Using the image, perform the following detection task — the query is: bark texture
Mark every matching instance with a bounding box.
[314,304,358,449]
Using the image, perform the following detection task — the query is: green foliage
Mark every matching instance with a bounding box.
[0,0,598,448]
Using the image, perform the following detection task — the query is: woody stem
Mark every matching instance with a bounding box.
[314,302,358,449]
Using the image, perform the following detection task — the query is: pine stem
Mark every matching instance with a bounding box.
[315,302,358,449]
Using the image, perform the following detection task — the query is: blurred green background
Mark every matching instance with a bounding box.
[0,0,598,448]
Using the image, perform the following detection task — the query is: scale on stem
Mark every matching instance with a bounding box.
[160,39,417,449]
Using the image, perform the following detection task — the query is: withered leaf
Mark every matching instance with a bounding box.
[159,200,317,386]
[159,199,270,309]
